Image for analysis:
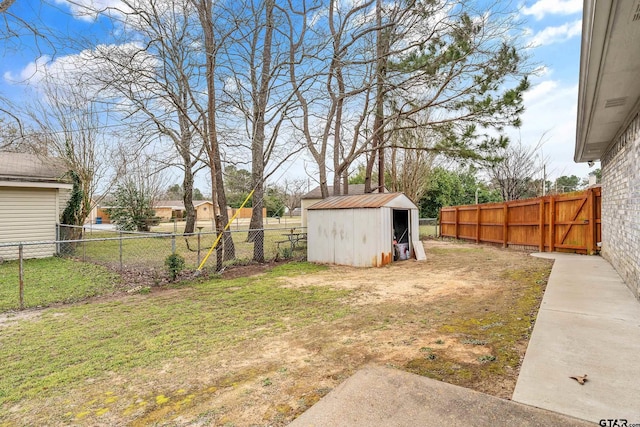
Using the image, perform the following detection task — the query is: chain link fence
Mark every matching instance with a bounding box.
[0,224,307,311]
[419,218,439,238]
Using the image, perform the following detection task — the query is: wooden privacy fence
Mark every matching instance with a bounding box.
[439,187,601,254]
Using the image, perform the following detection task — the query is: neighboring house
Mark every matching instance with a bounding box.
[92,207,112,224]
[301,184,386,227]
[576,0,640,299]
[153,200,217,221]
[0,152,72,259]
[229,207,267,219]
[85,197,113,224]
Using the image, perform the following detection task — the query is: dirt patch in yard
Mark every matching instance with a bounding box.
[1,240,553,426]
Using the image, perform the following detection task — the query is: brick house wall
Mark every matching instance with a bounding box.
[600,109,640,300]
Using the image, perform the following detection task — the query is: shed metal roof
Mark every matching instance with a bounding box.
[308,192,415,210]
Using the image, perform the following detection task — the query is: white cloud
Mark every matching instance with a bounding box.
[4,42,157,106]
[3,56,51,84]
[521,0,582,20]
[533,65,552,78]
[54,0,124,22]
[523,79,558,103]
[530,19,582,46]
[505,81,588,179]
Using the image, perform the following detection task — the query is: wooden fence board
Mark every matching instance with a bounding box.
[439,187,601,254]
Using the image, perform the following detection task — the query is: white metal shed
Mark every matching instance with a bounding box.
[307,193,422,267]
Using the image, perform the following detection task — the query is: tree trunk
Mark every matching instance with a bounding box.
[183,166,196,234]
[365,0,386,193]
[248,0,275,263]
[214,149,235,260]
[342,170,348,195]
[318,157,329,198]
[196,0,235,267]
[333,171,342,196]
[364,150,376,193]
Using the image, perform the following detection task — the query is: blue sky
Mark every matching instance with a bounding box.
[508,0,592,181]
[0,0,595,188]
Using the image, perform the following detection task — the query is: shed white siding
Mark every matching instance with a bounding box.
[308,208,390,267]
[0,187,64,259]
[307,193,420,267]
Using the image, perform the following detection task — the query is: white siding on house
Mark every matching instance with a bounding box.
[0,187,60,259]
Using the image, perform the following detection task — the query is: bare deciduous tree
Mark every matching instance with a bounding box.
[290,0,529,198]
[108,153,169,232]
[22,74,119,226]
[81,0,208,235]
[281,178,306,217]
[385,118,439,203]
[215,0,307,261]
[487,137,546,201]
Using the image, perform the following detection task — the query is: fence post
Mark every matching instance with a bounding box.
[539,198,545,252]
[549,197,556,252]
[119,232,123,271]
[19,244,24,310]
[502,204,508,248]
[476,205,480,243]
[587,188,596,254]
[82,230,86,262]
[454,207,459,240]
[171,233,176,255]
[197,228,202,267]
[216,218,223,272]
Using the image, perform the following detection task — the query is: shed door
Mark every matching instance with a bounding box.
[393,209,410,261]
[0,187,58,259]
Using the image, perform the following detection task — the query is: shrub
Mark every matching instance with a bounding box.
[165,253,185,281]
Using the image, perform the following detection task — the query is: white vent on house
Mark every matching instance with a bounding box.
[604,97,627,108]
[633,0,640,22]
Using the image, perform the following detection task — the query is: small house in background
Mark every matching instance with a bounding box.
[307,192,424,267]
[153,200,218,222]
[0,152,72,259]
[85,198,112,224]
[300,184,386,227]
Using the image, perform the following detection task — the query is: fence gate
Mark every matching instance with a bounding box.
[439,187,601,254]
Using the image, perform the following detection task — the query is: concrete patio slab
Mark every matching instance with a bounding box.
[289,366,593,427]
[513,253,640,423]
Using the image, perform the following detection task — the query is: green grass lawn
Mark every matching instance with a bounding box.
[0,263,344,412]
[147,216,302,233]
[419,224,438,238]
[0,258,120,312]
[77,228,306,270]
[0,245,551,426]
